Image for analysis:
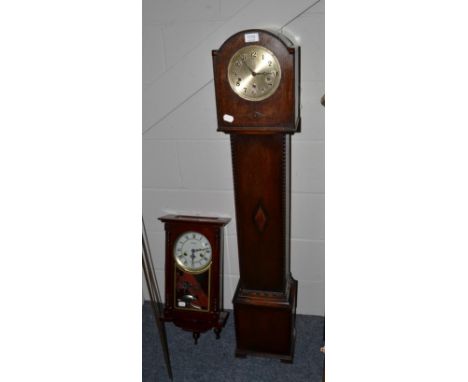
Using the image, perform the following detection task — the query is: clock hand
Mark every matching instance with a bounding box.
[191,249,195,266]
[243,61,257,76]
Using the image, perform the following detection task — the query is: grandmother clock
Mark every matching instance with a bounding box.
[212,29,300,362]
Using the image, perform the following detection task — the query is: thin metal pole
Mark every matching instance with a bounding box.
[143,217,173,380]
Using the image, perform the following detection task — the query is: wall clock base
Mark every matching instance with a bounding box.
[232,277,297,362]
[162,310,229,344]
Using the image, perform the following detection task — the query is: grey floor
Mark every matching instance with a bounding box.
[142,302,325,382]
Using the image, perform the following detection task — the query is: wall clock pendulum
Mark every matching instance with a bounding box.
[212,29,301,362]
[159,215,231,344]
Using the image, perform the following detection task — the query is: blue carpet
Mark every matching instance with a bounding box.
[143,302,324,382]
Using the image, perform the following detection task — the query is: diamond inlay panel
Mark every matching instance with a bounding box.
[254,204,268,232]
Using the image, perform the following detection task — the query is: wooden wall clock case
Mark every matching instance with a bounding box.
[212,29,300,362]
[159,215,231,344]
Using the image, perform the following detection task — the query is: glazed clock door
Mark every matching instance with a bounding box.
[173,231,212,312]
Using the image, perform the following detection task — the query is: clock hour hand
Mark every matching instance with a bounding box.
[243,61,256,76]
[191,249,196,266]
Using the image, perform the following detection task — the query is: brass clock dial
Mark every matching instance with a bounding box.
[227,45,281,101]
[173,231,212,272]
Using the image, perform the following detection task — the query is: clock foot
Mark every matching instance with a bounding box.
[235,350,247,358]
[193,332,200,345]
[214,327,221,339]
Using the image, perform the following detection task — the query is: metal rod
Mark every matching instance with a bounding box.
[143,217,173,380]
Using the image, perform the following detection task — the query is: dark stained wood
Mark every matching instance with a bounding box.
[160,215,231,226]
[159,215,230,342]
[212,30,301,361]
[212,29,300,133]
[234,278,297,362]
[230,133,289,292]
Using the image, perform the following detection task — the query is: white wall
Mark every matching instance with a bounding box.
[142,0,325,315]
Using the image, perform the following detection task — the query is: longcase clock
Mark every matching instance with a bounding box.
[159,215,231,344]
[212,29,300,362]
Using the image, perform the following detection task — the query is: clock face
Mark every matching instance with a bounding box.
[174,231,212,272]
[227,45,281,101]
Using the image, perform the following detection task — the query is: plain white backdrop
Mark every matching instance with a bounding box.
[1,1,468,381]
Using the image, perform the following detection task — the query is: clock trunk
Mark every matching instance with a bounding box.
[231,133,291,292]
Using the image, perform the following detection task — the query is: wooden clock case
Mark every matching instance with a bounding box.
[212,29,300,362]
[212,29,300,133]
[159,215,230,343]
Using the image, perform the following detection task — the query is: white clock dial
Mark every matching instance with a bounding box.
[173,231,212,272]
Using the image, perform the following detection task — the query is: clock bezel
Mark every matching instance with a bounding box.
[227,45,282,102]
[173,231,213,273]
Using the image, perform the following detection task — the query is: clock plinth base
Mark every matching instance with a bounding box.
[232,277,297,362]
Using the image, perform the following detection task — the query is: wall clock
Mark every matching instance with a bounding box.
[212,29,301,362]
[159,215,230,344]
